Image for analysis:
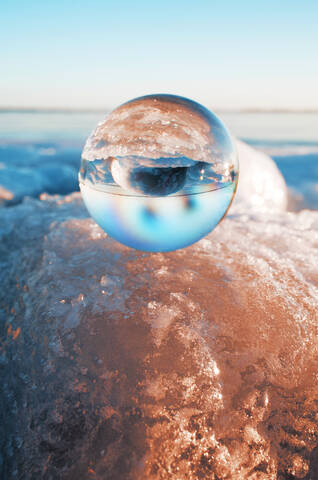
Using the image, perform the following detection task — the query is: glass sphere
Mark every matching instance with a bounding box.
[79,94,238,252]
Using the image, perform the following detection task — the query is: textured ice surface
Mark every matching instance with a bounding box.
[0,144,79,205]
[0,190,317,479]
[79,95,238,251]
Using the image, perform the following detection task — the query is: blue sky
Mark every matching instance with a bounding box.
[1,0,317,110]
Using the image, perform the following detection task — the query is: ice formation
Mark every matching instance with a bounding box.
[234,140,288,212]
[0,184,317,478]
[0,144,79,205]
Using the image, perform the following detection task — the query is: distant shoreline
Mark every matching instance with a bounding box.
[1,107,318,114]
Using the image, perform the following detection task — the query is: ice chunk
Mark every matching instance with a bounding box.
[0,193,317,479]
[234,139,288,211]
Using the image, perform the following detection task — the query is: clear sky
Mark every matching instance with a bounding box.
[1,0,318,110]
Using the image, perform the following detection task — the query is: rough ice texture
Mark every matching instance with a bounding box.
[0,188,317,479]
[0,145,80,206]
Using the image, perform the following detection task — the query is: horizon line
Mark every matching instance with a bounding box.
[1,106,318,114]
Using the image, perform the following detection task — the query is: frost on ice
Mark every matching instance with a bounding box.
[0,142,317,479]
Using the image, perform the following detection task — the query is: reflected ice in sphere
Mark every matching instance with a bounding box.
[79,94,238,252]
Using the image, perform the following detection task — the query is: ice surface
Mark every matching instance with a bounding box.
[0,144,80,206]
[0,189,317,479]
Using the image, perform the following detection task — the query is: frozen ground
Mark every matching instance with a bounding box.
[0,138,317,479]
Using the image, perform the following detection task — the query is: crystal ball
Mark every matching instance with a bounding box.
[79,94,238,252]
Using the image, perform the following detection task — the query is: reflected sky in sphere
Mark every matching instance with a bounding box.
[79,94,238,252]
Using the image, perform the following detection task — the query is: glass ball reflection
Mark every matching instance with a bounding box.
[79,94,238,252]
